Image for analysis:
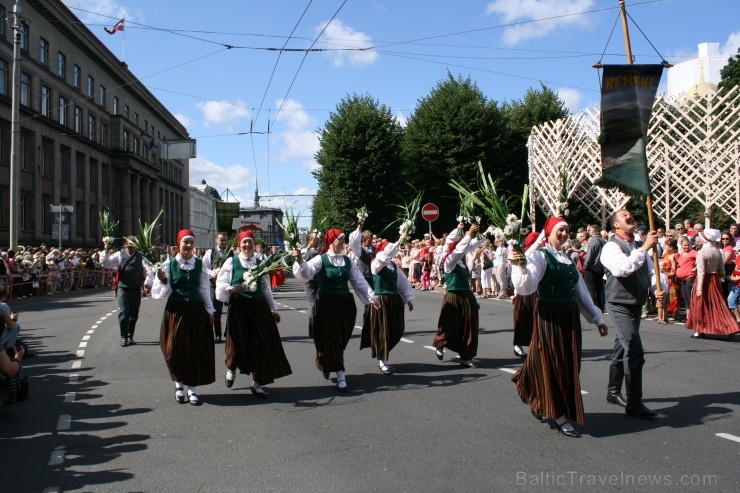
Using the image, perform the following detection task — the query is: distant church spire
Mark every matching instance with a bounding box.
[253,181,260,207]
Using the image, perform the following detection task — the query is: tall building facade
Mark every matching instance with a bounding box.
[0,0,190,249]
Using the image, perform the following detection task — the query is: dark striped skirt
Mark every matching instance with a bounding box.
[361,293,405,360]
[513,292,536,347]
[686,273,738,335]
[159,299,215,387]
[511,301,584,424]
[314,292,357,373]
[225,296,292,385]
[433,290,479,360]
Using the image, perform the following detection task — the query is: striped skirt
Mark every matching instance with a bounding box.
[513,292,536,347]
[433,290,479,360]
[225,296,292,385]
[686,273,738,335]
[361,293,405,360]
[511,301,584,425]
[313,292,357,373]
[159,299,215,387]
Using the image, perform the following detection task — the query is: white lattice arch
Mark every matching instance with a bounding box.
[529,85,740,228]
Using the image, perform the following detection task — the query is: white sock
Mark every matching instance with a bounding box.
[226,369,235,381]
[378,360,387,368]
[188,386,198,395]
[175,381,183,390]
[514,345,522,352]
[555,415,568,426]
[693,332,699,337]
[252,380,261,388]
[336,370,347,387]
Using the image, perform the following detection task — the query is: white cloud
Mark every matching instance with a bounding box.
[721,31,740,57]
[173,113,194,130]
[63,0,137,24]
[315,19,378,67]
[556,87,583,113]
[395,111,408,127]
[196,99,250,129]
[189,155,252,205]
[485,0,595,46]
[273,99,320,168]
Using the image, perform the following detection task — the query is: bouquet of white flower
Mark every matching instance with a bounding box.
[240,253,291,292]
[129,208,166,274]
[356,206,369,224]
[390,190,422,245]
[99,208,119,247]
[277,204,302,251]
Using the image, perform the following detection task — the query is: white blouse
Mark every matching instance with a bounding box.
[214,254,278,312]
[443,234,483,273]
[371,241,416,303]
[293,251,376,305]
[151,254,216,314]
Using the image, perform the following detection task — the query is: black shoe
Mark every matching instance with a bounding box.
[175,388,186,404]
[121,337,129,347]
[225,370,235,388]
[606,393,628,407]
[531,408,543,421]
[459,359,477,368]
[435,348,444,361]
[691,333,705,339]
[322,370,330,380]
[514,346,526,358]
[551,422,581,438]
[336,379,349,393]
[625,402,658,419]
[127,336,136,345]
[249,385,269,398]
[215,335,222,343]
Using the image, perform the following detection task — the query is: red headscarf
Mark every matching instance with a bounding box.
[176,229,195,245]
[321,228,345,254]
[376,240,389,256]
[524,231,540,249]
[544,217,568,238]
[237,230,255,244]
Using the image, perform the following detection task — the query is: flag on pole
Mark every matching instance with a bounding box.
[596,64,663,195]
[104,18,125,35]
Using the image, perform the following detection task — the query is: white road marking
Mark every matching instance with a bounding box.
[71,361,81,369]
[100,316,108,320]
[57,415,71,431]
[581,390,589,395]
[79,342,88,348]
[42,487,60,493]
[499,367,517,374]
[423,346,437,351]
[76,350,85,357]
[64,392,76,403]
[48,447,66,466]
[400,338,414,343]
[91,325,99,329]
[82,335,90,341]
[716,433,740,443]
[354,325,363,330]
[86,329,95,334]
[298,310,306,314]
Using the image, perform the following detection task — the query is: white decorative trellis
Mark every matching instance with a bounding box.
[529,85,740,228]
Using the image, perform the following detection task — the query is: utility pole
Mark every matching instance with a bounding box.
[9,0,23,250]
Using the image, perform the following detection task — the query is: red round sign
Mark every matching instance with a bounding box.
[421,202,439,222]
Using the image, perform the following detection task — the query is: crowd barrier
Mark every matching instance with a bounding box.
[4,268,115,300]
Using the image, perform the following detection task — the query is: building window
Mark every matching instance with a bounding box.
[133,137,140,155]
[87,75,94,98]
[102,163,109,195]
[41,85,51,117]
[20,22,29,52]
[100,122,108,147]
[60,145,71,182]
[59,95,68,126]
[87,114,96,141]
[73,65,81,89]
[76,152,86,188]
[99,86,106,107]
[123,130,129,151]
[76,201,83,235]
[57,52,66,78]
[39,38,49,66]
[74,106,83,133]
[90,158,98,191]
[20,72,30,106]
[124,105,129,119]
[113,96,119,115]
[0,6,5,37]
[134,112,139,127]
[0,59,7,96]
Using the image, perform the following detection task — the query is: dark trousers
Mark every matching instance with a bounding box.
[607,302,645,376]
[680,277,695,310]
[305,281,318,338]
[118,288,142,338]
[584,271,605,312]
[212,297,224,337]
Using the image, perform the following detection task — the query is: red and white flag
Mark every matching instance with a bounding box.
[104,18,124,35]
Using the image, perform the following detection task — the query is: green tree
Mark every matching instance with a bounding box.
[312,94,405,233]
[403,72,507,233]
[718,49,740,90]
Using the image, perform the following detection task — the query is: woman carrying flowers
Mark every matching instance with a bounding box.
[292,228,377,392]
[152,229,216,406]
[215,231,292,397]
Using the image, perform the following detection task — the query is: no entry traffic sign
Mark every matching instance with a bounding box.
[421,203,439,222]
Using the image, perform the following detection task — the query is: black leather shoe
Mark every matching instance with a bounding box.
[215,335,222,343]
[435,348,444,360]
[551,422,581,438]
[691,333,705,339]
[175,388,186,404]
[225,370,235,388]
[322,370,330,380]
[127,336,136,345]
[121,337,128,347]
[626,402,658,419]
[250,385,269,398]
[531,408,543,421]
[607,393,628,407]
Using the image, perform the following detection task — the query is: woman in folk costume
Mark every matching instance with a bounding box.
[216,231,292,397]
[152,229,216,406]
[432,222,482,368]
[361,237,415,374]
[510,231,541,358]
[292,228,377,392]
[686,228,740,339]
[508,217,608,438]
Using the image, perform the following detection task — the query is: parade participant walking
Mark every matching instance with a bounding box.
[362,238,415,374]
[216,231,292,397]
[511,231,541,358]
[509,217,607,438]
[433,222,483,368]
[302,232,321,338]
[600,209,660,419]
[685,229,739,339]
[203,232,231,343]
[99,237,150,347]
[152,229,216,406]
[292,229,377,392]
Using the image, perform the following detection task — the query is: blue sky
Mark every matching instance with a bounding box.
[64,0,739,227]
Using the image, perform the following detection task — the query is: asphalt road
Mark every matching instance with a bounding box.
[2,278,739,492]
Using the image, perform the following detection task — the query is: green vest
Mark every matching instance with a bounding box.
[318,254,350,295]
[537,250,578,303]
[230,255,264,300]
[169,257,203,302]
[373,263,398,295]
[445,263,470,292]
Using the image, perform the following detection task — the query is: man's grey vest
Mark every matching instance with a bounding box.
[118,251,145,289]
[604,236,650,306]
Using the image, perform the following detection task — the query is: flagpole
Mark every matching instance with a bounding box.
[619,0,662,295]
[122,17,125,62]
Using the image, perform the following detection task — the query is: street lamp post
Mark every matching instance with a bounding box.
[8,0,23,250]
